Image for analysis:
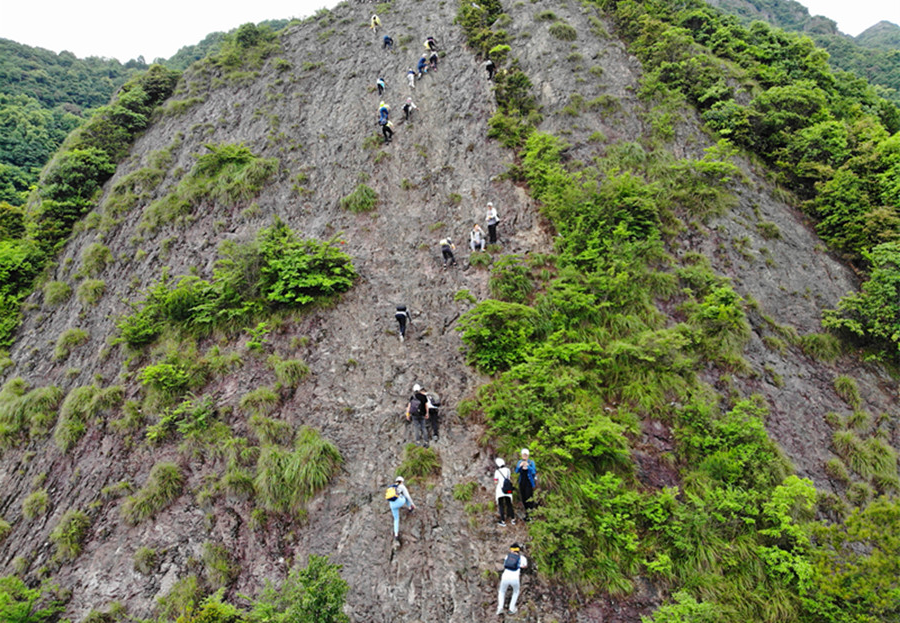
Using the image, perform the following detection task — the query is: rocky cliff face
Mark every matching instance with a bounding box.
[0,0,895,621]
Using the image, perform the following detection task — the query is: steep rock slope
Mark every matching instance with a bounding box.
[0,0,897,621]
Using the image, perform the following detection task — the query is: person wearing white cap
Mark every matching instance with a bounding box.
[497,542,528,615]
[515,448,536,521]
[485,201,499,244]
[386,476,415,540]
[406,384,431,446]
[493,458,515,526]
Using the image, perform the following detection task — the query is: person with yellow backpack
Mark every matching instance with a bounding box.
[385,476,415,542]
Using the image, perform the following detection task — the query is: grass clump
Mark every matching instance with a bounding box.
[268,355,310,388]
[50,509,91,561]
[202,542,240,589]
[340,183,378,213]
[0,380,64,446]
[799,332,842,362]
[76,279,105,305]
[833,375,861,409]
[121,462,185,525]
[254,426,342,516]
[22,489,49,520]
[79,243,112,276]
[250,415,293,446]
[548,22,577,41]
[43,281,72,306]
[53,384,123,452]
[54,328,89,361]
[453,481,478,501]
[0,517,10,542]
[396,444,441,484]
[240,386,280,418]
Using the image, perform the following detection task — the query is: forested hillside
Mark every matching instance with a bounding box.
[0,0,899,621]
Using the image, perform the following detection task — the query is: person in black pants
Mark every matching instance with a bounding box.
[426,392,440,442]
[406,384,430,447]
[395,305,411,341]
[382,120,394,143]
[515,449,536,520]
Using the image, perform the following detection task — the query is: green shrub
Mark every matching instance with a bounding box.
[339,183,378,213]
[489,255,534,303]
[249,555,349,623]
[457,300,537,374]
[156,574,202,622]
[0,576,68,622]
[834,375,861,409]
[0,517,10,542]
[22,489,49,520]
[121,462,185,524]
[254,426,342,516]
[0,380,64,445]
[43,281,72,306]
[49,509,91,561]
[53,328,89,361]
[145,396,216,445]
[396,444,441,484]
[76,279,105,305]
[469,251,492,268]
[452,481,478,501]
[250,415,293,446]
[269,356,310,388]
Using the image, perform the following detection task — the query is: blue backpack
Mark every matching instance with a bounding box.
[504,552,520,571]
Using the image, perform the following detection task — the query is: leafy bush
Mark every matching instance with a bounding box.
[156,574,202,622]
[339,184,378,213]
[49,509,91,561]
[42,281,71,306]
[121,461,185,524]
[248,555,349,623]
[0,576,68,622]
[254,426,341,516]
[489,255,534,303]
[145,396,216,445]
[457,299,537,374]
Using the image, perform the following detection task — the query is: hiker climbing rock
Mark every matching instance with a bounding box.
[515,448,536,520]
[440,237,456,268]
[407,68,416,90]
[429,51,439,72]
[370,14,381,33]
[417,55,428,78]
[382,119,394,144]
[426,391,440,442]
[485,58,495,81]
[493,458,515,526]
[485,201,500,244]
[386,476,415,542]
[403,98,418,121]
[470,223,486,252]
[377,77,386,96]
[425,36,439,51]
[406,383,430,446]
[383,35,393,51]
[378,101,390,124]
[395,305,412,342]
[497,543,528,615]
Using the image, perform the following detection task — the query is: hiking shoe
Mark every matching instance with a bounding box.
[498,521,506,527]
[511,518,517,525]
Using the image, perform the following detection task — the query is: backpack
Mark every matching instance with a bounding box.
[409,397,423,417]
[385,486,399,501]
[504,552,521,571]
[500,469,514,495]
[428,394,441,408]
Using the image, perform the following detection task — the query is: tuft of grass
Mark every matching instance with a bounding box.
[396,444,441,485]
[54,328,89,361]
[43,281,72,306]
[833,375,861,409]
[76,279,106,305]
[121,462,185,525]
[54,384,123,452]
[0,517,10,542]
[536,10,557,20]
[454,289,477,304]
[469,251,492,268]
[453,481,478,501]
[156,574,201,622]
[254,426,342,516]
[549,21,577,41]
[249,415,293,446]
[50,509,91,561]
[762,335,788,355]
[799,333,842,362]
[824,457,850,483]
[202,542,239,589]
[340,183,378,213]
[756,221,782,240]
[267,355,309,388]
[22,489,50,520]
[134,546,158,574]
[80,243,113,276]
[239,386,280,417]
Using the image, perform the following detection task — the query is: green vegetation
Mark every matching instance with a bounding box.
[21,489,49,520]
[254,426,342,516]
[248,555,349,623]
[339,183,378,213]
[145,396,217,445]
[42,281,71,306]
[53,384,122,452]
[76,279,105,305]
[396,444,441,484]
[133,547,158,574]
[0,575,68,622]
[49,509,91,561]
[0,380,63,446]
[240,387,280,418]
[53,328,89,361]
[548,21,578,41]
[117,219,356,347]
[79,243,112,276]
[452,481,478,501]
[121,461,185,524]
[201,542,239,589]
[141,143,278,231]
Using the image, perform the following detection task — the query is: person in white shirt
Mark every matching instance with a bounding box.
[497,542,528,615]
[470,223,486,252]
[485,201,499,244]
[493,457,515,526]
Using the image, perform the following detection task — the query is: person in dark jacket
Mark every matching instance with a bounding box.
[406,383,430,446]
[383,35,394,50]
[395,305,411,341]
[515,448,536,520]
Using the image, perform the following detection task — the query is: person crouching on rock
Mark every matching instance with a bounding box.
[382,120,394,144]
[387,476,415,541]
[440,237,456,268]
[497,543,528,615]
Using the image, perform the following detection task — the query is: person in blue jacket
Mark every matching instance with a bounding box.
[515,448,536,520]
[417,55,428,78]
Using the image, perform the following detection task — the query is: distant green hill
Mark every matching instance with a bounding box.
[705,0,900,103]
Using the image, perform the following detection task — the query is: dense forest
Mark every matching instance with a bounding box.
[0,0,899,620]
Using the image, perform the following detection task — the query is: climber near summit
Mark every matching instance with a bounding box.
[485,201,500,244]
[386,476,415,542]
[497,543,528,615]
[493,458,515,526]
[395,305,412,341]
[377,77,386,96]
[516,448,537,521]
[370,14,381,33]
[403,98,418,121]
